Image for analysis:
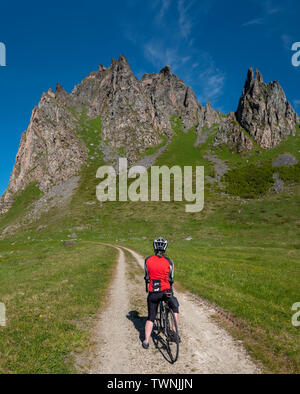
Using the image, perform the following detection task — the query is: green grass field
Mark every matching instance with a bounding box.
[0,116,299,373]
[0,239,116,373]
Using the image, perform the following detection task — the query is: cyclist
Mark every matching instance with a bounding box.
[142,237,179,349]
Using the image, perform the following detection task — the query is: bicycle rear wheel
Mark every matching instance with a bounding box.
[166,308,179,363]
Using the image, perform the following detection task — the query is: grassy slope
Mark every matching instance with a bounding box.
[0,116,299,373]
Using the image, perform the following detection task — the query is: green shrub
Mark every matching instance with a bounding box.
[276,163,300,183]
[225,164,274,198]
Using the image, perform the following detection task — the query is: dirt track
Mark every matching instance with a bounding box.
[88,245,260,374]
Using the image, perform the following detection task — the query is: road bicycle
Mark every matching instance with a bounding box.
[146,282,179,363]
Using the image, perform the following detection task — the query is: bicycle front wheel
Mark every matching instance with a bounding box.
[166,308,179,363]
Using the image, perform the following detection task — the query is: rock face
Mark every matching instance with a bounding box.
[140,65,200,133]
[1,59,298,214]
[0,92,87,214]
[214,68,299,151]
[0,55,220,214]
[200,101,221,129]
[214,112,253,153]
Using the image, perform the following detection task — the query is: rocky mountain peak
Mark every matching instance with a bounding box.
[236,67,298,148]
[255,69,263,83]
[214,67,299,152]
[55,83,68,100]
[111,54,131,72]
[160,65,171,76]
[98,64,107,72]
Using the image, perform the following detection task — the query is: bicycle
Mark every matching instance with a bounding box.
[146,281,180,363]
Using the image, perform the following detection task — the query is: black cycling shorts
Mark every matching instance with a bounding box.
[147,291,179,322]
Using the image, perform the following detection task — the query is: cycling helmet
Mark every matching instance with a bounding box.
[153,237,168,252]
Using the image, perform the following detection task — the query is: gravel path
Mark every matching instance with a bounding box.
[88,245,260,374]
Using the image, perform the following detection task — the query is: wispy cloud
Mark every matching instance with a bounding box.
[242,0,280,27]
[177,0,194,39]
[242,18,264,27]
[198,68,225,102]
[144,41,190,72]
[156,0,171,22]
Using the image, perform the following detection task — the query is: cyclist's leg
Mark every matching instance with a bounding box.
[167,296,180,330]
[144,292,160,344]
[145,321,153,344]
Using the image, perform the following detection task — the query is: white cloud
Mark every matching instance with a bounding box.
[242,0,280,27]
[144,41,189,72]
[177,0,194,39]
[198,67,225,103]
[242,18,264,27]
[156,0,171,22]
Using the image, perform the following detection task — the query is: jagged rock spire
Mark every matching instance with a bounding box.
[160,65,171,76]
[255,69,263,82]
[236,67,298,148]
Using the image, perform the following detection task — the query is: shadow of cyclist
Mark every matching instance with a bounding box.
[126,310,173,364]
[126,311,147,342]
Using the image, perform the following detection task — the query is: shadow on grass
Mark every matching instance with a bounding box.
[126,310,174,364]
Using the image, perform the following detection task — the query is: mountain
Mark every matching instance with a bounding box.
[214,68,299,152]
[0,57,299,214]
[0,55,221,214]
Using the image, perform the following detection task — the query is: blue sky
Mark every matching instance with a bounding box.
[0,0,299,195]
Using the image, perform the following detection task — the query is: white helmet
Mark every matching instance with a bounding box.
[153,237,168,252]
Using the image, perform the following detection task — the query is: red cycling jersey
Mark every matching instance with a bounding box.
[144,254,174,292]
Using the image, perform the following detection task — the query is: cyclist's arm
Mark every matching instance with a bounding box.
[166,257,174,286]
[144,258,150,282]
[144,258,150,293]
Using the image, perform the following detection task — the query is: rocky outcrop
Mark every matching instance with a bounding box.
[214,68,299,152]
[1,55,219,214]
[200,101,221,129]
[0,91,87,214]
[70,55,162,161]
[140,65,221,133]
[140,65,199,133]
[236,68,298,148]
[213,112,253,152]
